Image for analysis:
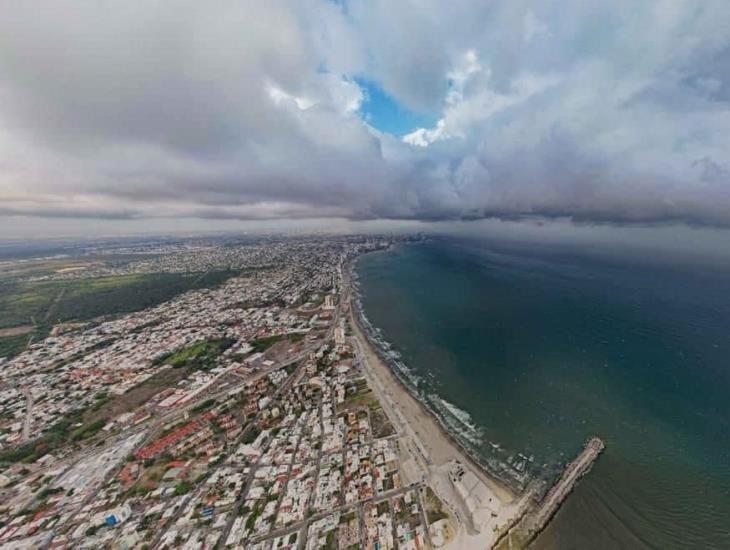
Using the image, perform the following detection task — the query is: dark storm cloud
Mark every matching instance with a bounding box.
[0,205,136,220]
[1,0,730,231]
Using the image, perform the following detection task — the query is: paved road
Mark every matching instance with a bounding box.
[140,346,313,447]
[215,359,308,548]
[43,286,66,322]
[268,427,305,533]
[251,482,422,546]
[416,486,435,549]
[344,266,472,535]
[20,386,33,442]
[296,397,325,550]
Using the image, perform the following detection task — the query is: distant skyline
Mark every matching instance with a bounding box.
[2,1,730,235]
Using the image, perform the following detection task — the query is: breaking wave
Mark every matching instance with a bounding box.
[429,395,483,446]
[351,255,538,493]
[352,275,424,391]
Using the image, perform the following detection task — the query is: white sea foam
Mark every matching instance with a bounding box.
[352,258,529,492]
[438,396,478,429]
[430,394,483,446]
[355,272,482,445]
[353,287,423,390]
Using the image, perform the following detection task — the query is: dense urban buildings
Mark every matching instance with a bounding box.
[0,235,462,549]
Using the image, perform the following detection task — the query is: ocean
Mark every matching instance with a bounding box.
[355,237,730,549]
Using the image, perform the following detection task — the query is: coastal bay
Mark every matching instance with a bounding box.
[355,238,730,550]
[346,260,527,548]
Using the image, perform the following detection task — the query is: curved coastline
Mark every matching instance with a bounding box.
[347,249,521,501]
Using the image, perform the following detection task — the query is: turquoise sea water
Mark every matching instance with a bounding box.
[355,238,730,549]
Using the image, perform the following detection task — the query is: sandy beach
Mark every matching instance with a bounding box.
[345,267,528,547]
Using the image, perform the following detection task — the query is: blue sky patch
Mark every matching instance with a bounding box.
[355,78,439,137]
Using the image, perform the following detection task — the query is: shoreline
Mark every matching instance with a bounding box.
[347,255,518,501]
[350,297,516,501]
[346,247,607,549]
[344,255,529,547]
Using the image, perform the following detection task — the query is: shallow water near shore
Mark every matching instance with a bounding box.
[355,237,730,549]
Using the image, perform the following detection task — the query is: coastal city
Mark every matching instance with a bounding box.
[0,236,600,549]
[0,2,722,546]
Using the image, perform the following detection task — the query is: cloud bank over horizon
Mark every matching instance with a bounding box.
[2,0,730,231]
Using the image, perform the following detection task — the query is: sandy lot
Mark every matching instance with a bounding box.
[0,325,35,337]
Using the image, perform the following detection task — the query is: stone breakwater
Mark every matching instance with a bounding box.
[495,437,606,549]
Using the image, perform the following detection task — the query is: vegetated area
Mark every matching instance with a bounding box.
[249,332,304,354]
[0,397,108,464]
[423,486,449,524]
[337,377,376,412]
[0,333,32,359]
[156,338,236,371]
[129,458,209,502]
[370,402,395,438]
[0,270,236,358]
[89,338,237,428]
[87,368,186,426]
[0,337,237,465]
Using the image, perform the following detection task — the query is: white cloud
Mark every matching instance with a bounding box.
[267,84,316,110]
[404,51,558,147]
[323,75,364,115]
[1,0,730,230]
[523,10,548,43]
[403,120,446,147]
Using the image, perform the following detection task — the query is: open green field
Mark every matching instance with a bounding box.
[157,338,236,371]
[0,270,236,358]
[0,333,33,358]
[0,336,236,464]
[249,332,304,353]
